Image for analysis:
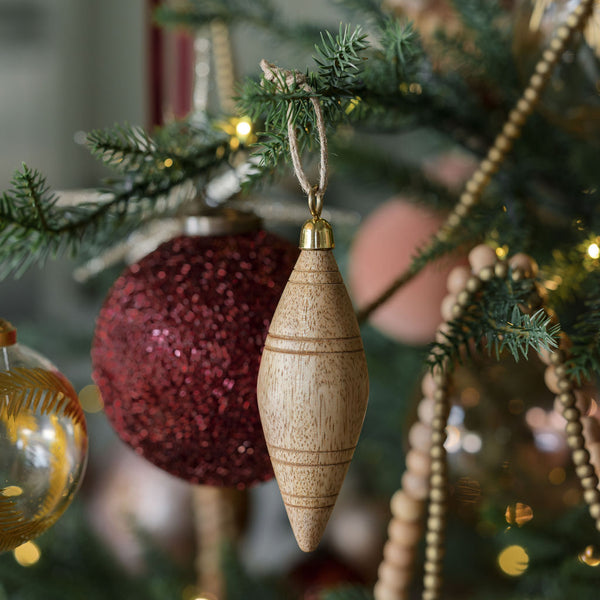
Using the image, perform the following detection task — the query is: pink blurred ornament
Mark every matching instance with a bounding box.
[349,198,462,345]
[422,149,479,193]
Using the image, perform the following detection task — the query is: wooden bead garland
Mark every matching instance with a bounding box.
[374,244,600,600]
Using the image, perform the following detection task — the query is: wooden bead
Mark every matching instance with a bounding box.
[563,407,580,422]
[426,530,443,546]
[424,560,441,573]
[581,475,599,490]
[418,397,436,424]
[388,517,423,546]
[257,249,369,552]
[542,49,558,64]
[409,421,432,453]
[488,147,503,163]
[480,158,498,175]
[494,262,508,278]
[451,303,463,319]
[430,473,446,490]
[494,134,512,152]
[590,503,600,520]
[447,213,461,228]
[427,515,445,533]
[435,322,452,345]
[459,191,477,206]
[433,387,446,402]
[402,471,429,500]
[567,434,585,450]
[566,421,583,437]
[472,170,489,185]
[573,448,591,466]
[456,290,471,307]
[425,544,445,562]
[529,73,544,91]
[430,458,447,476]
[373,580,408,600]
[503,122,520,139]
[556,25,570,41]
[535,61,551,75]
[429,502,446,517]
[549,348,567,365]
[391,489,424,522]
[479,266,495,281]
[430,430,446,447]
[524,88,539,103]
[584,488,600,505]
[566,13,578,28]
[378,562,412,592]
[441,294,458,322]
[429,487,445,503]
[544,366,561,394]
[406,449,431,478]
[508,109,526,126]
[430,445,445,460]
[557,391,576,408]
[447,266,471,294]
[576,464,595,479]
[383,539,416,568]
[465,179,483,194]
[516,98,533,114]
[465,276,481,293]
[455,203,469,217]
[468,245,497,274]
[423,572,442,590]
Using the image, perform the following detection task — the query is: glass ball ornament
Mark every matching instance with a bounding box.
[92,210,298,489]
[0,319,88,552]
[513,0,600,138]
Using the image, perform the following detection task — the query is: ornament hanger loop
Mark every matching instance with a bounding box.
[308,187,324,219]
[260,60,329,213]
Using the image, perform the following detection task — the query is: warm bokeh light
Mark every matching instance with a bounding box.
[235,119,252,137]
[78,384,104,413]
[505,502,533,527]
[548,466,566,485]
[579,545,600,567]
[588,243,600,259]
[163,158,174,168]
[13,541,41,567]
[495,245,508,259]
[498,545,529,576]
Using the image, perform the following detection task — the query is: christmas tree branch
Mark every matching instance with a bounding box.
[427,275,560,372]
[154,0,323,47]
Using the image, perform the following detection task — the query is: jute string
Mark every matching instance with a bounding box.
[260,59,328,218]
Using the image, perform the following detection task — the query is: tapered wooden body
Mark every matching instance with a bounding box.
[257,249,369,552]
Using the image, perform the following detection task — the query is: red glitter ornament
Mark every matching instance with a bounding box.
[92,229,298,488]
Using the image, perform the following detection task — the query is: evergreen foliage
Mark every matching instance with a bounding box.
[2,0,600,598]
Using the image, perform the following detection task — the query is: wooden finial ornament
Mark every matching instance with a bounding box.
[256,67,369,551]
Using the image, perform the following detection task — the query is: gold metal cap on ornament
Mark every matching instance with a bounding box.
[0,319,16,347]
[299,217,335,250]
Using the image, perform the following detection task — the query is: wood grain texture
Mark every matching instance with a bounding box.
[257,249,369,552]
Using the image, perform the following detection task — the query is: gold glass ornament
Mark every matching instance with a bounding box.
[0,319,88,552]
[513,0,600,138]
